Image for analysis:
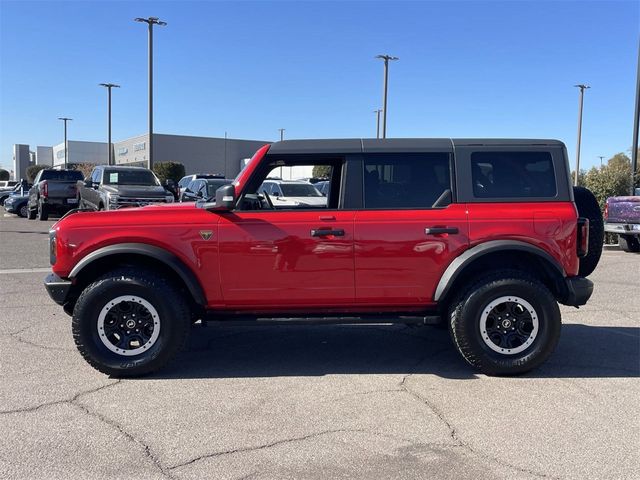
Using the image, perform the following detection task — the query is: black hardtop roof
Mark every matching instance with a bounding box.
[268,138,565,155]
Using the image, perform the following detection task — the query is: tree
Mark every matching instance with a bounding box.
[582,153,632,210]
[153,162,185,184]
[312,165,331,179]
[0,169,9,181]
[70,163,97,180]
[26,165,47,182]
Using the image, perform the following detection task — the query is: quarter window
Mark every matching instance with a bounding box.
[471,152,556,198]
[363,153,452,209]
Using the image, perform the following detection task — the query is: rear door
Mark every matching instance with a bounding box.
[354,147,469,307]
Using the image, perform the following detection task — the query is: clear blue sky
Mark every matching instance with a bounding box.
[1,0,638,172]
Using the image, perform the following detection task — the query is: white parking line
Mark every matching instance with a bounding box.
[0,268,51,275]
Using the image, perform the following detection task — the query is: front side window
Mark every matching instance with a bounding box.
[363,153,451,209]
[471,151,556,198]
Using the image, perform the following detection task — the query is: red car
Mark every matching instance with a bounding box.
[45,139,603,377]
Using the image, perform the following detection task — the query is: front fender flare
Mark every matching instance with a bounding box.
[69,243,206,306]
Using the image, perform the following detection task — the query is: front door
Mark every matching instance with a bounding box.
[217,155,354,310]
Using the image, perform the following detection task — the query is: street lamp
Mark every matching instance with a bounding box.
[375,54,398,139]
[278,128,285,141]
[99,83,120,166]
[134,16,167,171]
[573,84,590,186]
[373,109,382,139]
[598,156,605,167]
[57,117,72,169]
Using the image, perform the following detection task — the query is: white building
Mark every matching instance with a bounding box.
[36,146,53,166]
[52,140,108,168]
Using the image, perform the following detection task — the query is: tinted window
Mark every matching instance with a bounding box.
[40,170,84,181]
[471,152,556,198]
[103,169,159,186]
[363,153,451,208]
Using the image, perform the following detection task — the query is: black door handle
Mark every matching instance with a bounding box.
[311,228,345,237]
[425,227,459,235]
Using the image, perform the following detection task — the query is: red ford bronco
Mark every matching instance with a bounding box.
[44,139,603,377]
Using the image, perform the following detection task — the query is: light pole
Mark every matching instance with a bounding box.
[278,128,285,141]
[134,16,167,171]
[631,38,639,194]
[375,54,398,139]
[574,84,590,186]
[598,156,605,167]
[373,109,382,139]
[99,83,120,165]
[57,117,72,169]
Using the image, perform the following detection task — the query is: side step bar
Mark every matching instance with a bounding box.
[204,314,442,327]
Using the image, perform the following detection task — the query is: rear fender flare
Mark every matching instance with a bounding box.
[434,240,565,302]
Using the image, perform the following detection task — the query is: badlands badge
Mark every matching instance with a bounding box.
[199,230,213,241]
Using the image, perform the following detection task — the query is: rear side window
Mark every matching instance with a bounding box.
[471,152,556,198]
[363,153,451,209]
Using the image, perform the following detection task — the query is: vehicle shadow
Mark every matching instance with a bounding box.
[149,323,639,380]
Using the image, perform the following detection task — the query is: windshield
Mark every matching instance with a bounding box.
[103,169,160,186]
[206,179,231,196]
[41,170,84,181]
[280,184,322,197]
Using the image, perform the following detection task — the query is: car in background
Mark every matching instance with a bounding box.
[1,181,28,205]
[177,173,225,199]
[0,180,18,190]
[27,169,84,220]
[605,191,640,252]
[77,165,174,211]
[314,180,330,196]
[180,178,232,202]
[3,193,29,217]
[258,179,327,208]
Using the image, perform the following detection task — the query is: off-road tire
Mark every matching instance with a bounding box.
[72,268,191,377]
[37,199,49,221]
[619,234,640,253]
[573,186,603,276]
[449,270,561,376]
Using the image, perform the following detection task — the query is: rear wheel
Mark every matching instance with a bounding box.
[449,270,561,376]
[27,203,36,220]
[619,234,640,253]
[573,186,604,276]
[72,268,191,377]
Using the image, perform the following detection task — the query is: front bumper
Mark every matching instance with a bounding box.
[44,273,72,306]
[604,222,640,234]
[561,276,593,307]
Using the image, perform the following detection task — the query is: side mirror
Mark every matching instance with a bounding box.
[212,184,235,211]
[196,191,204,198]
[84,178,93,188]
[165,179,175,187]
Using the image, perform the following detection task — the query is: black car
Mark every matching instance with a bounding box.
[180,178,232,202]
[3,193,29,217]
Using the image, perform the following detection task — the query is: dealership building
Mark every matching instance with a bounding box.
[10,133,270,180]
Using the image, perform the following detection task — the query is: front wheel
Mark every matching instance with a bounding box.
[18,204,28,218]
[72,268,191,377]
[449,270,561,376]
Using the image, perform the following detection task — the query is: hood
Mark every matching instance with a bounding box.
[102,184,168,197]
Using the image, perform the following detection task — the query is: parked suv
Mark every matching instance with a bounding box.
[45,139,603,377]
[604,191,640,252]
[180,178,232,202]
[178,173,225,199]
[77,165,174,210]
[259,179,327,207]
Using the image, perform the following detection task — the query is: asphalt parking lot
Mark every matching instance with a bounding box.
[0,212,638,480]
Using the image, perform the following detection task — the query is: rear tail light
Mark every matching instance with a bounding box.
[40,180,48,198]
[577,217,589,258]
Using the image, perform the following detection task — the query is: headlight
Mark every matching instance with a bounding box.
[165,195,174,203]
[107,193,119,206]
[49,230,57,265]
